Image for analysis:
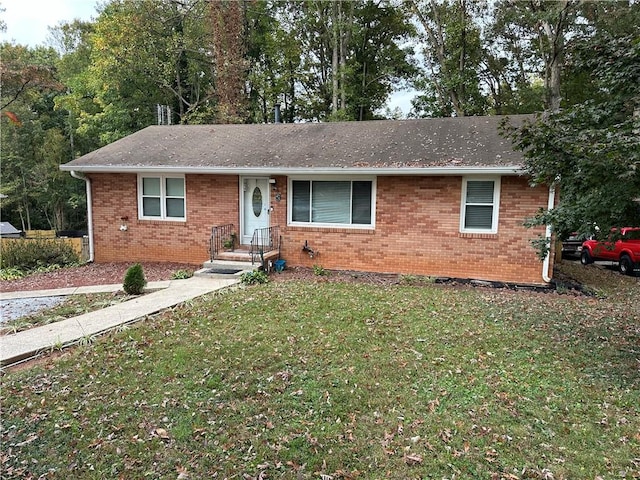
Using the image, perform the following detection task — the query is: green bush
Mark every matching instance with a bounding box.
[0,239,79,270]
[171,269,194,280]
[240,270,269,285]
[123,263,147,295]
[0,267,26,281]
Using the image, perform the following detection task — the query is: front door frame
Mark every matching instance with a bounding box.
[240,176,271,245]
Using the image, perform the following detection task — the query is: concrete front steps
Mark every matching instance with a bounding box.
[195,246,281,278]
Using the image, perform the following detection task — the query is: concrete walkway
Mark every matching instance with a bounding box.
[0,276,239,367]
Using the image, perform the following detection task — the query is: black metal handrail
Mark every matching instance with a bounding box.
[250,225,281,266]
[210,223,235,261]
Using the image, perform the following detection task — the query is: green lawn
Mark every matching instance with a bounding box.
[1,263,639,479]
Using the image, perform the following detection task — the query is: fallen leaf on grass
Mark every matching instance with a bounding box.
[13,434,38,447]
[152,428,170,440]
[176,465,190,479]
[404,453,423,465]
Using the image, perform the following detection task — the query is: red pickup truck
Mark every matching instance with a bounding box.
[580,227,640,275]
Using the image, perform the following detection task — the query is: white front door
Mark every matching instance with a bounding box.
[241,177,270,244]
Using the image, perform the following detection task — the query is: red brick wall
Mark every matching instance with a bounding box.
[89,173,552,284]
[277,175,551,285]
[89,173,239,265]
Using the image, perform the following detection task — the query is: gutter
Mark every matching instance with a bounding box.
[59,165,524,176]
[70,171,94,262]
[542,183,556,283]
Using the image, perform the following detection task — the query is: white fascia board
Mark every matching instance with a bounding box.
[61,165,524,176]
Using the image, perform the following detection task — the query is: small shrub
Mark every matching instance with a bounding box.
[399,274,435,285]
[0,267,25,281]
[555,282,569,295]
[0,238,79,270]
[123,263,147,295]
[312,264,327,276]
[171,269,194,280]
[33,264,63,274]
[240,270,269,285]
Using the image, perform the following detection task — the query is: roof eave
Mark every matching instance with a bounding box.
[61,165,524,176]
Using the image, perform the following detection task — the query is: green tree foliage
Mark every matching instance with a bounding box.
[286,0,415,121]
[72,0,214,133]
[2,0,638,242]
[49,20,103,157]
[348,1,417,121]
[489,0,583,112]
[245,1,301,123]
[408,0,488,117]
[0,43,86,231]
[481,1,547,114]
[408,0,602,116]
[504,33,640,245]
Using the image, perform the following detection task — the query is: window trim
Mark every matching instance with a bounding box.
[137,174,186,221]
[287,176,376,229]
[460,177,500,234]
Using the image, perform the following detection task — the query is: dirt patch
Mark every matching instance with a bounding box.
[3,349,72,374]
[0,262,199,293]
[270,266,402,285]
[2,262,595,295]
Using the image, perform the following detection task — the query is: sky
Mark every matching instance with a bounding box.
[1,0,100,46]
[0,0,415,115]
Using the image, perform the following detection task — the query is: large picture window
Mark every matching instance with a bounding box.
[290,179,374,227]
[460,177,500,233]
[138,175,185,220]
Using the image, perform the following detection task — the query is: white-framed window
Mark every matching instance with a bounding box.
[138,174,186,221]
[288,177,375,227]
[460,177,500,233]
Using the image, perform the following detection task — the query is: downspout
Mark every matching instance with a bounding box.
[542,183,556,283]
[70,171,94,263]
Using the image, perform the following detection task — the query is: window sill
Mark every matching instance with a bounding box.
[137,218,187,225]
[459,232,498,239]
[287,225,375,235]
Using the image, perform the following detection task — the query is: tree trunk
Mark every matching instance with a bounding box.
[210,0,248,123]
[457,0,467,116]
[339,0,350,112]
[540,0,572,112]
[331,1,339,114]
[20,168,31,231]
[411,0,466,116]
[18,208,26,233]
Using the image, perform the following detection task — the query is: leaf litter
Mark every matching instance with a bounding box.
[0,261,638,479]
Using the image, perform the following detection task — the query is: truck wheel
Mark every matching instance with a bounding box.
[619,255,634,276]
[581,250,593,265]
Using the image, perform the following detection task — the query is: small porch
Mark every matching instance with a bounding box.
[207,223,281,271]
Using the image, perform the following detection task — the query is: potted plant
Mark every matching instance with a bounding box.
[223,233,236,251]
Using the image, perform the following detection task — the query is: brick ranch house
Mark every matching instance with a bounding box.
[60,115,556,285]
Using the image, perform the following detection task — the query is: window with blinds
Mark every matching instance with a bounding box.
[460,178,500,233]
[290,179,374,227]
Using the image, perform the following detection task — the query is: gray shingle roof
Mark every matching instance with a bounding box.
[0,222,21,236]
[61,115,530,174]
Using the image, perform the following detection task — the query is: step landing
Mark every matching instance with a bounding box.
[195,259,256,278]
